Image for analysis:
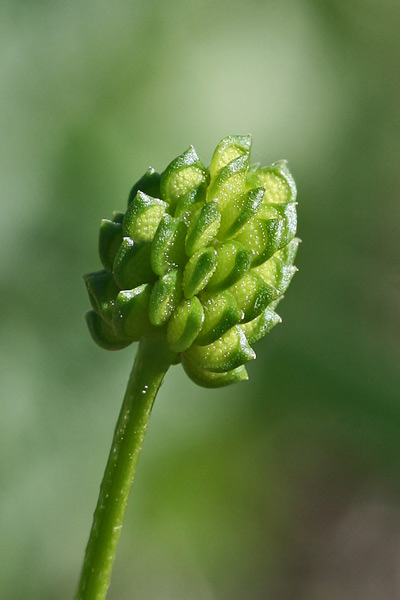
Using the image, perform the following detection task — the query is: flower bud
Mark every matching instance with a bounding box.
[84,136,299,387]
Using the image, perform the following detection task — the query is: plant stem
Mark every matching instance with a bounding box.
[75,334,175,600]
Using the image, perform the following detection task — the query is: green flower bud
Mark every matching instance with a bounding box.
[84,135,299,387]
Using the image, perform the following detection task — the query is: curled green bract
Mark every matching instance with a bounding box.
[84,135,299,387]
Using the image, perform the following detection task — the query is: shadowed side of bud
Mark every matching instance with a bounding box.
[84,135,299,387]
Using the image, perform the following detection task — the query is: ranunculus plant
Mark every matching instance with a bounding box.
[77,135,299,599]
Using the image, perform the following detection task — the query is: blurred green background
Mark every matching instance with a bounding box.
[1,0,400,598]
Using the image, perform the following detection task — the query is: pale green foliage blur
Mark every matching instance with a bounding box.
[1,0,400,598]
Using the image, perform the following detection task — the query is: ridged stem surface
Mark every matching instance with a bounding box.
[75,335,174,600]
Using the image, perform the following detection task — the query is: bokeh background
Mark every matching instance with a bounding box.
[1,0,400,598]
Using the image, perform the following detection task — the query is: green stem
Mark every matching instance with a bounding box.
[75,334,175,600]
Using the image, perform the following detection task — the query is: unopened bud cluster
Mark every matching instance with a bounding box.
[84,136,299,387]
